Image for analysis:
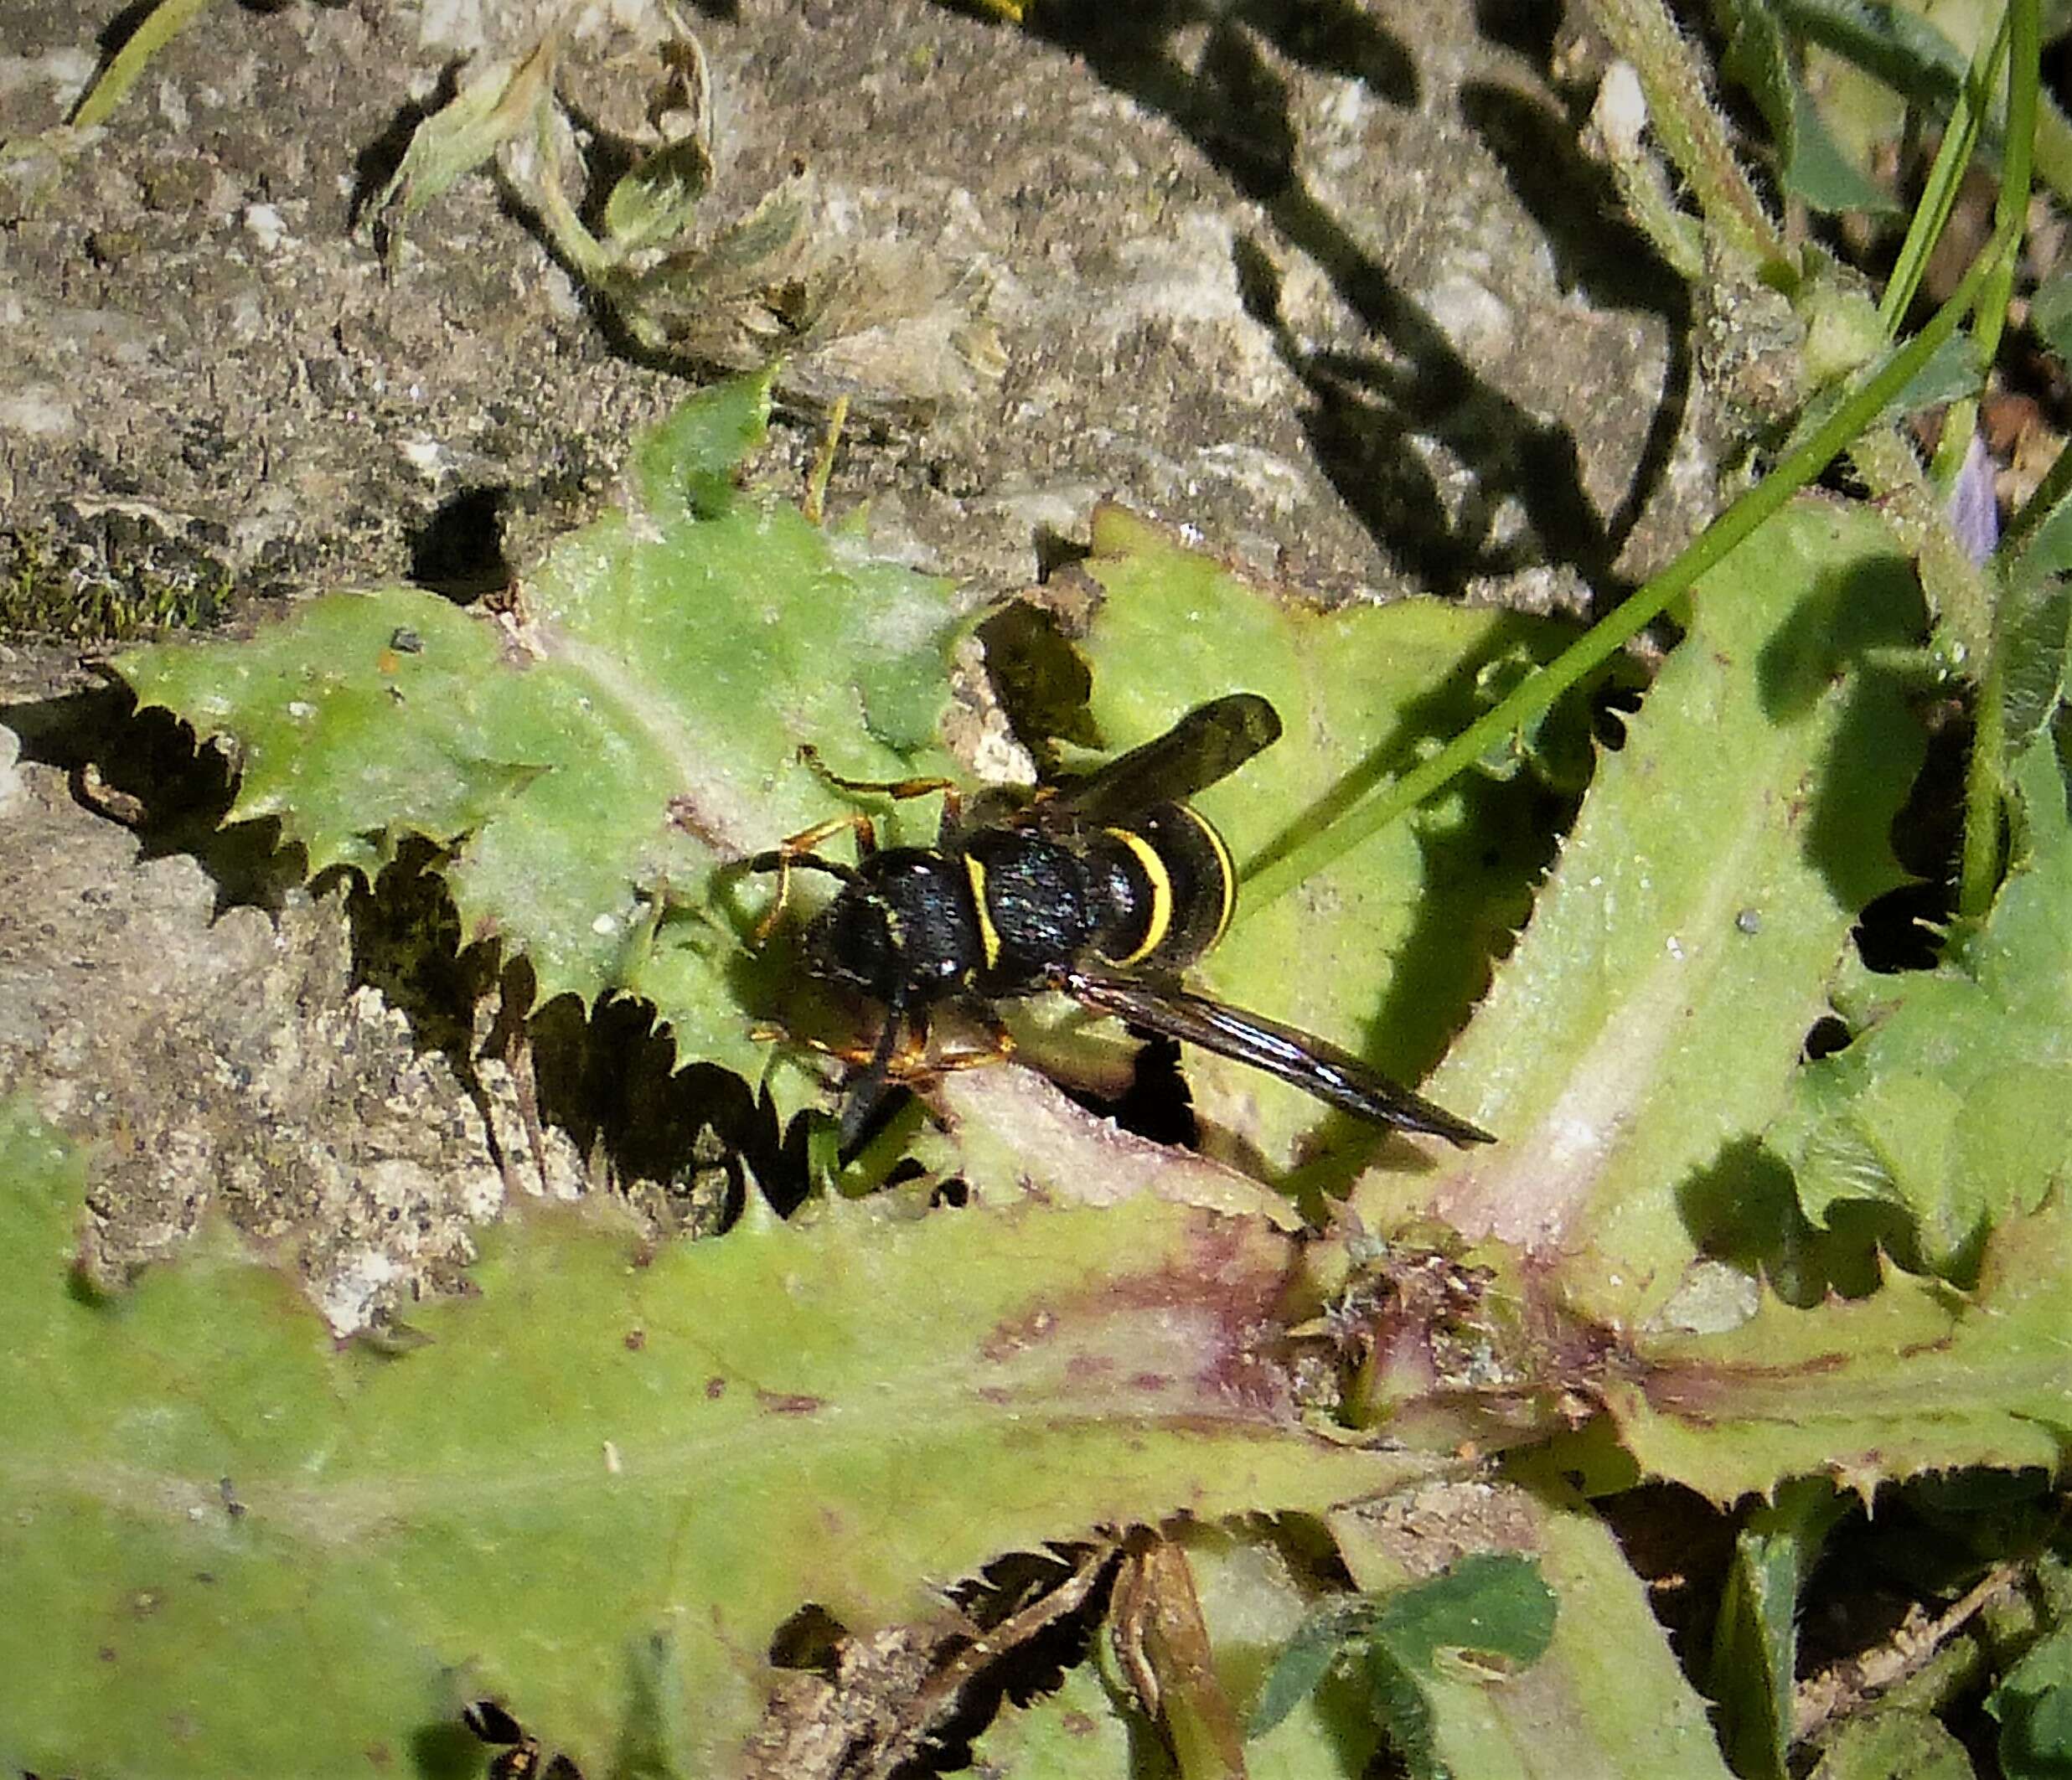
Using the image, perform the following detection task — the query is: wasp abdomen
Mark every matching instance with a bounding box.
[1085,801,1238,973]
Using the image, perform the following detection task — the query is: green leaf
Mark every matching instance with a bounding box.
[1767,734,2072,1276]
[116,374,969,1102]
[1881,331,1986,417]
[1248,1597,1376,1737]
[1364,499,1925,1313]
[2031,272,2072,366]
[1998,565,2072,746]
[1072,506,1585,1174]
[1807,1708,1976,1780]
[1708,1479,1852,1779]
[1607,1194,2072,1501]
[1253,1555,1561,1778]
[1331,1483,1734,1780]
[1370,1554,1558,1679]
[1992,1621,2072,1780]
[971,1662,1134,1776]
[66,0,212,130]
[1775,0,1971,110]
[1719,0,1902,215]
[0,1098,1444,1777]
[1365,1643,1444,1780]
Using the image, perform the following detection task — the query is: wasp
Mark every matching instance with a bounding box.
[747,693,1494,1150]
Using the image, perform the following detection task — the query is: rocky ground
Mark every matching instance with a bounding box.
[0,0,1711,1326]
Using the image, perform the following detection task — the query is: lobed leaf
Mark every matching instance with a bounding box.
[1767,733,2072,1275]
[1364,498,1925,1317]
[1607,1194,2072,1502]
[0,1098,1449,1777]
[117,373,970,1100]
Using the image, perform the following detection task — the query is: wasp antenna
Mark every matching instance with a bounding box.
[838,1002,907,1149]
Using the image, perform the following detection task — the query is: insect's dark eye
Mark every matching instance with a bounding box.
[809,892,898,996]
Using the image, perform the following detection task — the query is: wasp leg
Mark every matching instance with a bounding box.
[743,813,876,945]
[762,1009,1010,1078]
[798,744,964,831]
[925,1009,1016,1074]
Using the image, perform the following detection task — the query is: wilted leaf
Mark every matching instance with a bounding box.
[372,39,560,234]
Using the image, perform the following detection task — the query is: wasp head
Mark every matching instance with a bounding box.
[803,883,902,1001]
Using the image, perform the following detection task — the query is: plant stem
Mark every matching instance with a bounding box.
[1877,10,2010,336]
[1955,0,2039,923]
[1576,0,1791,284]
[1244,210,2023,911]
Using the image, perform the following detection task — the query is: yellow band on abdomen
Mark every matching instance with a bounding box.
[1173,803,1237,949]
[1102,826,1172,966]
[964,853,1002,971]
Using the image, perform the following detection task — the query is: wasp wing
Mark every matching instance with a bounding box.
[1067,973,1495,1148]
[1040,694,1283,827]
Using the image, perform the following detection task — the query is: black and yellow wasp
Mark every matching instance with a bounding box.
[747,693,1494,1150]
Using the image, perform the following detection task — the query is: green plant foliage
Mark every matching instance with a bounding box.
[2031,273,2072,365]
[1708,1479,1852,1780]
[0,1097,1449,1777]
[1606,1191,2072,1500]
[1368,1552,1559,1679]
[1719,0,1904,214]
[1807,1709,1976,1780]
[969,1662,1136,1776]
[1767,735,2072,1276]
[972,1529,1390,1779]
[1071,505,1586,1173]
[1248,1597,1375,1738]
[1360,499,1924,1313]
[1992,1620,2072,1780]
[1186,1527,1387,1779]
[117,372,969,1096]
[1329,1486,1733,1779]
[1247,1555,1556,1773]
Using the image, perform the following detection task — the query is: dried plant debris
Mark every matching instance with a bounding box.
[369,13,1001,417]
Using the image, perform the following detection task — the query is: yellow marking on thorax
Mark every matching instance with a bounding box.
[1175,803,1238,949]
[964,853,1002,971]
[1103,826,1172,966]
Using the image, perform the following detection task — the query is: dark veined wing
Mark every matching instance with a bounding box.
[1041,694,1283,826]
[1067,972,1496,1148]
